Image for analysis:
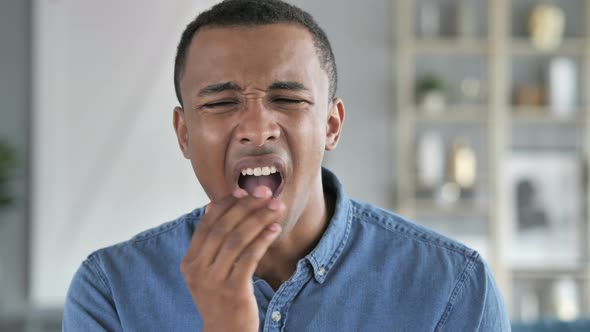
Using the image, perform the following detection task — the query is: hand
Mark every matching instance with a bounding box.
[180,186,285,332]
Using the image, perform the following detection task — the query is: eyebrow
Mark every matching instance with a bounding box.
[197,82,241,96]
[197,80,309,97]
[268,81,309,92]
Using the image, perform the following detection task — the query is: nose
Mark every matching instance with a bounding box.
[235,100,280,146]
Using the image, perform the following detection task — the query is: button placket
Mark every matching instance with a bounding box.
[262,262,312,331]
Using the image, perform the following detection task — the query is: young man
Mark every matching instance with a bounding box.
[63,0,511,331]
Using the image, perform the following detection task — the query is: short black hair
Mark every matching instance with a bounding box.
[173,0,338,106]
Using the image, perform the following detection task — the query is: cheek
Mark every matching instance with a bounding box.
[188,112,235,152]
[287,114,326,164]
[188,116,233,196]
[190,120,227,150]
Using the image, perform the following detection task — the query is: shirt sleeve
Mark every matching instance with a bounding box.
[62,254,123,332]
[435,254,512,332]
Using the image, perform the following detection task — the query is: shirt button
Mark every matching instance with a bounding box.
[318,266,326,276]
[271,310,282,322]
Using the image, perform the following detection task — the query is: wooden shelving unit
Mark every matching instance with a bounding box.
[414,105,489,123]
[414,38,488,55]
[511,37,588,56]
[393,0,590,321]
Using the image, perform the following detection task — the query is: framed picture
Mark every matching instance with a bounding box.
[504,152,583,268]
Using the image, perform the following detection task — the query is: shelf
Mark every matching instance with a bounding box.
[512,266,588,280]
[414,199,489,218]
[0,306,63,327]
[510,107,585,124]
[413,105,488,123]
[511,37,588,56]
[413,38,488,55]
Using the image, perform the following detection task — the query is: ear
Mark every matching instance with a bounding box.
[325,98,345,151]
[173,106,191,159]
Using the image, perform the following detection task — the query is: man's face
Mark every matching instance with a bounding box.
[174,23,343,229]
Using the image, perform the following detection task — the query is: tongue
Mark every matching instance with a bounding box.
[240,174,281,196]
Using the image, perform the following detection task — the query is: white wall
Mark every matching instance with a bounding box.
[31,0,216,307]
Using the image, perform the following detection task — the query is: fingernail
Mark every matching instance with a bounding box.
[253,186,271,198]
[268,223,281,232]
[233,188,248,198]
[267,199,283,210]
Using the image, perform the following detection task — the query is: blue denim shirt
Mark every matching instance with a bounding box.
[63,168,511,331]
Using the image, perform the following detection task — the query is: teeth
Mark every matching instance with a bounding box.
[240,166,278,177]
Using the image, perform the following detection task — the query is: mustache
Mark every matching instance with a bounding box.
[235,145,284,158]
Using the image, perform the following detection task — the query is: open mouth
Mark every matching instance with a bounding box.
[238,166,284,197]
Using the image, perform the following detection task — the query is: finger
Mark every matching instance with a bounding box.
[228,222,282,282]
[202,188,248,227]
[197,186,274,268]
[210,199,285,277]
[207,186,272,235]
[183,192,241,262]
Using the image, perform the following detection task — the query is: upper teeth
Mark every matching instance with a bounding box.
[241,166,277,176]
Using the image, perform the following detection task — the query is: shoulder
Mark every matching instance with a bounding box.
[346,200,510,330]
[127,208,204,244]
[349,199,477,260]
[346,199,485,300]
[85,207,205,271]
[64,208,207,330]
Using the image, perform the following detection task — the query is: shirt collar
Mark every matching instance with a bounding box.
[305,167,352,284]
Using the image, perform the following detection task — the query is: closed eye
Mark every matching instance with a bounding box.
[272,98,305,104]
[204,100,238,108]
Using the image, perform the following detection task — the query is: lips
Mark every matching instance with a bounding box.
[232,156,286,198]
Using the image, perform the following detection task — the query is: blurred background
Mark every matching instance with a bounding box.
[1,0,590,331]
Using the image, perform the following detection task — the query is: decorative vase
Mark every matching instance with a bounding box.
[548,57,577,117]
[419,90,446,115]
[449,138,476,190]
[529,3,565,51]
[417,132,444,190]
[419,2,441,38]
[552,276,579,321]
[457,0,475,38]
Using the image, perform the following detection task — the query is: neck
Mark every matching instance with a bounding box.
[255,179,336,290]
